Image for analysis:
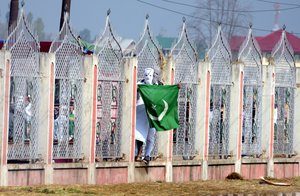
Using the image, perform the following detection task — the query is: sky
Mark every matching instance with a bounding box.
[0,0,300,41]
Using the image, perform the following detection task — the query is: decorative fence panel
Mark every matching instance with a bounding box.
[5,7,40,161]
[238,27,263,157]
[207,25,232,158]
[272,30,295,156]
[94,12,124,160]
[171,19,198,159]
[49,14,84,159]
[134,15,162,158]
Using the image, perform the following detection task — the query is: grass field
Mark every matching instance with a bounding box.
[1,177,300,195]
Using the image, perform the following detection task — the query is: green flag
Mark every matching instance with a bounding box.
[138,84,180,131]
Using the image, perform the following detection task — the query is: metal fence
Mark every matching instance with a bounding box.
[171,18,198,159]
[5,7,40,161]
[207,25,232,158]
[94,12,124,160]
[3,8,300,163]
[134,15,162,158]
[49,13,84,159]
[272,29,295,156]
[238,27,263,157]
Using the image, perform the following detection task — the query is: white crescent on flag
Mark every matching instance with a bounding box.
[147,99,168,121]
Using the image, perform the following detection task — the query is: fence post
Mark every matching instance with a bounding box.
[294,68,300,157]
[261,64,275,177]
[122,57,137,183]
[0,50,10,186]
[80,55,96,184]
[198,61,210,180]
[161,55,173,182]
[229,63,244,173]
[39,52,55,184]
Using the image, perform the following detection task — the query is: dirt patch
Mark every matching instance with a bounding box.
[2,177,300,195]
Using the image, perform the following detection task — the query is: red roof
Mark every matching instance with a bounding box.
[230,30,300,53]
[40,41,52,52]
[229,36,245,52]
[0,41,52,52]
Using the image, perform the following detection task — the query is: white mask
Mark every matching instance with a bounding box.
[143,68,154,84]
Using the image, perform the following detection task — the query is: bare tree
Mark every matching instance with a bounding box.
[59,0,71,31]
[188,0,251,48]
[8,0,19,33]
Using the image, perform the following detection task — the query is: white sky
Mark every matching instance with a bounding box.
[0,0,299,41]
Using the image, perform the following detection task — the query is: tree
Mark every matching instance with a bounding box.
[79,28,91,43]
[27,12,33,24]
[188,0,251,48]
[0,9,7,39]
[33,17,45,40]
[0,21,7,40]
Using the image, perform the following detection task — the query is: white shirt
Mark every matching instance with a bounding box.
[25,103,32,122]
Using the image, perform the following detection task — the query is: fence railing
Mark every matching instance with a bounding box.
[0,8,298,164]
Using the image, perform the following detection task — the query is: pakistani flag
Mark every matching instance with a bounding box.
[138,84,180,131]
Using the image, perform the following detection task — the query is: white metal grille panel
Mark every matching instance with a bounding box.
[50,14,84,159]
[272,30,295,156]
[207,25,231,158]
[95,14,124,160]
[171,20,198,159]
[239,28,263,157]
[5,8,40,161]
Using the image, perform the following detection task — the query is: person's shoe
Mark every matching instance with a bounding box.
[135,156,143,162]
[69,136,74,143]
[143,156,150,164]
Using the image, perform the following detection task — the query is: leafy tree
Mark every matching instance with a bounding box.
[27,12,33,24]
[33,17,45,40]
[0,21,7,40]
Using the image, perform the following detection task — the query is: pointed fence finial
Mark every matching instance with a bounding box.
[249,23,252,28]
[107,9,111,16]
[283,24,286,30]
[21,0,25,7]
[64,4,68,12]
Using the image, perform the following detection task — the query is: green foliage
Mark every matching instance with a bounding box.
[40,188,55,194]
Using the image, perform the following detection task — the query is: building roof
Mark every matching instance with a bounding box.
[0,41,52,52]
[0,39,135,54]
[230,30,300,53]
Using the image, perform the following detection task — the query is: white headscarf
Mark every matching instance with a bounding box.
[143,68,154,84]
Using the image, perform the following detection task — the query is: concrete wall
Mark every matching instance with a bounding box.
[0,52,300,186]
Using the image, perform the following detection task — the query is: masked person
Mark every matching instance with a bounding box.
[135,68,162,164]
[24,95,32,141]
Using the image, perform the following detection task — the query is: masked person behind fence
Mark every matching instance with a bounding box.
[69,104,75,142]
[24,95,32,141]
[135,67,163,164]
